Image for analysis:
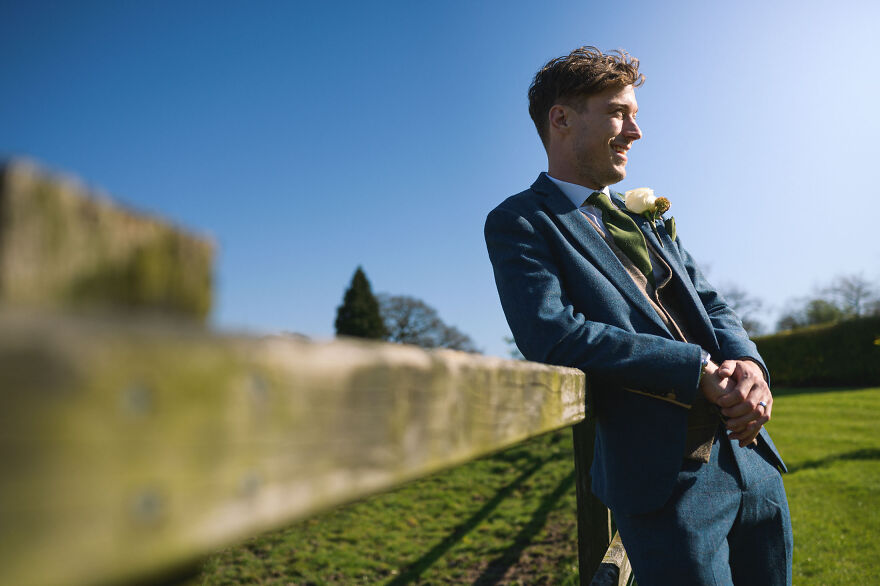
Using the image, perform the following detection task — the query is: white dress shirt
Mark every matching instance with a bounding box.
[546,173,613,238]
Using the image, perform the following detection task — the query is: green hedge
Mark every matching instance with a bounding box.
[754,316,880,387]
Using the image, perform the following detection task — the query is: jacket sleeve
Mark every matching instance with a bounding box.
[485,205,705,408]
[670,234,770,381]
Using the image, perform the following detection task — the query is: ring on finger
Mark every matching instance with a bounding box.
[757,400,768,412]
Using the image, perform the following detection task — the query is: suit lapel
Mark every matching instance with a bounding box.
[609,191,714,329]
[532,175,672,335]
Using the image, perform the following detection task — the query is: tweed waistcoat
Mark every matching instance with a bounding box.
[581,212,720,462]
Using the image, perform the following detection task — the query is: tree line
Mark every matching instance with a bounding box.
[720,273,880,337]
[334,267,879,353]
[334,266,479,352]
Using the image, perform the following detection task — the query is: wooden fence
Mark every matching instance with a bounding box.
[0,160,631,586]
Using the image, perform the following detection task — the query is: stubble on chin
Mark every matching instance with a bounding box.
[605,158,628,186]
[581,166,625,190]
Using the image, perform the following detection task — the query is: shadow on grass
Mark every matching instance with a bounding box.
[788,448,880,473]
[472,469,576,585]
[388,456,547,586]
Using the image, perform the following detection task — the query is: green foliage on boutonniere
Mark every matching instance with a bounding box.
[664,216,677,242]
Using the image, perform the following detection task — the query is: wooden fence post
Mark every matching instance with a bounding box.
[572,419,612,584]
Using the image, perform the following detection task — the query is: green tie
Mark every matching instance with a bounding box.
[585,191,654,287]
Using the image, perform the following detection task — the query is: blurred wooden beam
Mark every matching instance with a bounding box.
[0,312,585,585]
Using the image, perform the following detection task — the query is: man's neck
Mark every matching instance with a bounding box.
[546,171,606,192]
[546,163,605,191]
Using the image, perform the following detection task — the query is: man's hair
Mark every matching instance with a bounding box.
[528,46,645,146]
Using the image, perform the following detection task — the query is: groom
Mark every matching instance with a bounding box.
[485,47,793,585]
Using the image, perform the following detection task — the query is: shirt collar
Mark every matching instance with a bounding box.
[545,173,614,208]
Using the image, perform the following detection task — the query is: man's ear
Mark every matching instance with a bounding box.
[548,104,568,134]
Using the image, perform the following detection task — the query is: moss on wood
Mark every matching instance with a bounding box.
[0,314,584,586]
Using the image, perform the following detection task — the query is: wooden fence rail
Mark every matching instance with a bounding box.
[0,160,631,586]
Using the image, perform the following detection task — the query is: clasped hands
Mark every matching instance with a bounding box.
[699,359,773,447]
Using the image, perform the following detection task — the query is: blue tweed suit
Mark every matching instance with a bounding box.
[485,173,792,584]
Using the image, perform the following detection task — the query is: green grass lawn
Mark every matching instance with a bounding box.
[200,429,582,585]
[765,386,880,585]
[199,386,880,585]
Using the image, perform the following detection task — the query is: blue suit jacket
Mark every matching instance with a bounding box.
[485,173,785,515]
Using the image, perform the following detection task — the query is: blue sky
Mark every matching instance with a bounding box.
[3,0,878,357]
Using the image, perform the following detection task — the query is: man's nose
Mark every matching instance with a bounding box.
[624,117,642,140]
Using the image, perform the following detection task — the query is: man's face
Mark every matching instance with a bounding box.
[566,84,642,189]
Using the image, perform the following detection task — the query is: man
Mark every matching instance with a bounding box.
[485,47,793,585]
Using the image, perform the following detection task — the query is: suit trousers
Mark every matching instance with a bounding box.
[611,426,793,585]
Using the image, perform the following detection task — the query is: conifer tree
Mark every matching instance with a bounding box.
[334,266,387,339]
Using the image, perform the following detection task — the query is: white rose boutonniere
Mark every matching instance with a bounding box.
[624,187,673,245]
